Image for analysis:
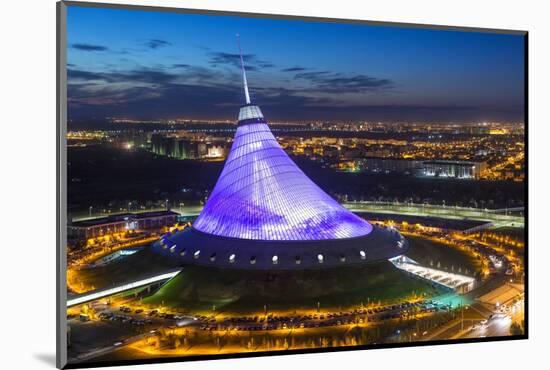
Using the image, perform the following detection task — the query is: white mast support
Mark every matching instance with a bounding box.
[236,33,251,104]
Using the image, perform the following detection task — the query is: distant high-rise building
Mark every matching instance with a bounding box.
[422,160,487,179]
[150,134,228,160]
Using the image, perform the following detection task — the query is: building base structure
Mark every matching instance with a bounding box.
[154,224,408,270]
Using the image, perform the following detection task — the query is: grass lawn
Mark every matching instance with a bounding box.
[405,235,480,273]
[143,262,445,314]
[74,238,467,315]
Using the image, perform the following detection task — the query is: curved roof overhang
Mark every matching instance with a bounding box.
[153,224,408,270]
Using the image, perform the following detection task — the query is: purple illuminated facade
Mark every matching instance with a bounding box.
[153,41,408,269]
[193,112,373,241]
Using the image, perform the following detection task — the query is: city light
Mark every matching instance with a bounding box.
[62,9,525,366]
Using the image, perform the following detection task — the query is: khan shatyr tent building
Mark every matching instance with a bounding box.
[154,40,408,270]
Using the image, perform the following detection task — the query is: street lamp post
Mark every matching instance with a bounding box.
[461,305,469,331]
[461,304,464,331]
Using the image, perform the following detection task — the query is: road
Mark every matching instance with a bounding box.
[69,327,157,364]
[68,304,197,364]
[73,202,523,228]
[423,302,492,341]
[423,270,523,342]
[343,202,523,228]
[173,202,524,228]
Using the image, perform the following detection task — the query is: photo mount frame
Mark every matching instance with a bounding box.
[56,1,529,368]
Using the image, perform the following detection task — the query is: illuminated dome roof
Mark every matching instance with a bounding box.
[153,37,407,270]
[192,106,373,241]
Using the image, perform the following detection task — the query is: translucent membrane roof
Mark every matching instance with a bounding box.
[193,108,373,241]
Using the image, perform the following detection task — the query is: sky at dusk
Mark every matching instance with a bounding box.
[66,5,525,123]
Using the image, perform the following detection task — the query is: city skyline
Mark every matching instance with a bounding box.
[61,5,526,367]
[67,6,525,123]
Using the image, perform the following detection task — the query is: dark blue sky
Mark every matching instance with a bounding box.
[67,5,525,123]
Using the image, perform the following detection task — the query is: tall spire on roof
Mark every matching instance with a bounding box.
[236,33,251,105]
[192,39,373,241]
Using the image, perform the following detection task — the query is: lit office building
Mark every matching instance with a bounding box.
[422,160,487,179]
